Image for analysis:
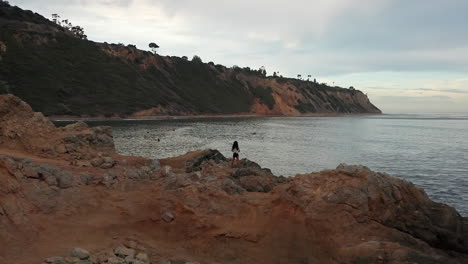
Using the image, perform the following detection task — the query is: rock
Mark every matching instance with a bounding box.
[239,158,262,169]
[231,168,287,193]
[90,157,104,167]
[64,256,80,263]
[161,165,173,177]
[148,159,161,171]
[79,173,98,185]
[23,166,38,178]
[0,95,116,160]
[103,172,117,187]
[56,171,74,188]
[107,256,125,264]
[161,212,175,223]
[70,248,90,260]
[45,256,66,264]
[114,246,135,258]
[135,252,149,262]
[100,156,116,169]
[185,149,226,172]
[221,178,245,195]
[123,240,138,249]
[336,163,371,177]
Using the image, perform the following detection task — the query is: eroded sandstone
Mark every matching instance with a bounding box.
[0,95,467,264]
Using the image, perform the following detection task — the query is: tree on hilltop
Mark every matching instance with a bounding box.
[71,26,87,40]
[149,42,159,54]
[51,14,87,39]
[192,55,202,63]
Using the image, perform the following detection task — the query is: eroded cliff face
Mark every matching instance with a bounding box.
[0,3,381,117]
[99,43,382,116]
[0,96,467,264]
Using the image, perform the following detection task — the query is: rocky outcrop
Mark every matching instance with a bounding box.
[0,94,115,161]
[0,96,466,264]
[1,150,467,263]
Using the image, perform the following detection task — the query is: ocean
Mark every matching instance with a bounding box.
[56,113,468,216]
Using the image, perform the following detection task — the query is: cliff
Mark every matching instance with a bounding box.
[0,2,381,117]
[0,98,466,264]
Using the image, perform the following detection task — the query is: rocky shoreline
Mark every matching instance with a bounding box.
[0,94,467,264]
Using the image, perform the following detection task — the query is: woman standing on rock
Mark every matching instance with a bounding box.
[231,141,240,167]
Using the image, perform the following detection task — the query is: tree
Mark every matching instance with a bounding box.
[149,42,159,54]
[349,86,355,90]
[192,55,202,63]
[51,14,60,25]
[181,56,188,60]
[71,26,87,39]
[259,66,266,76]
[273,72,278,77]
[297,74,302,79]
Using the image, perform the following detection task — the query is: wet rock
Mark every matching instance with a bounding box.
[70,248,90,259]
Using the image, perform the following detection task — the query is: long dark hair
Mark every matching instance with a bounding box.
[232,141,239,151]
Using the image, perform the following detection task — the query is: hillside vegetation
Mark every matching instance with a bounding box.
[0,2,381,116]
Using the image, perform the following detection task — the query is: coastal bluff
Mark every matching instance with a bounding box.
[0,2,381,117]
[0,94,467,264]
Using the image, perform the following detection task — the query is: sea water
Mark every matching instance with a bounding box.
[56,114,468,216]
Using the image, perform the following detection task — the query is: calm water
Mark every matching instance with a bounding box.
[56,114,468,216]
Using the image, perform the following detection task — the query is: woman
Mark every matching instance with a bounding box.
[231,141,240,167]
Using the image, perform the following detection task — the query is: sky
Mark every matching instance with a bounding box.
[8,0,468,113]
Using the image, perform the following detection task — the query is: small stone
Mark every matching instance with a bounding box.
[135,252,149,262]
[45,256,65,264]
[161,212,175,223]
[57,171,74,188]
[71,248,90,260]
[64,256,80,263]
[90,157,104,167]
[23,166,38,178]
[123,240,138,249]
[161,165,173,177]
[114,246,135,258]
[107,256,125,264]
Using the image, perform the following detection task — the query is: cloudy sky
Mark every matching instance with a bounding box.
[9,0,468,113]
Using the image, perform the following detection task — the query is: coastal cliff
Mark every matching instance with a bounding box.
[0,2,381,117]
[0,97,466,264]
